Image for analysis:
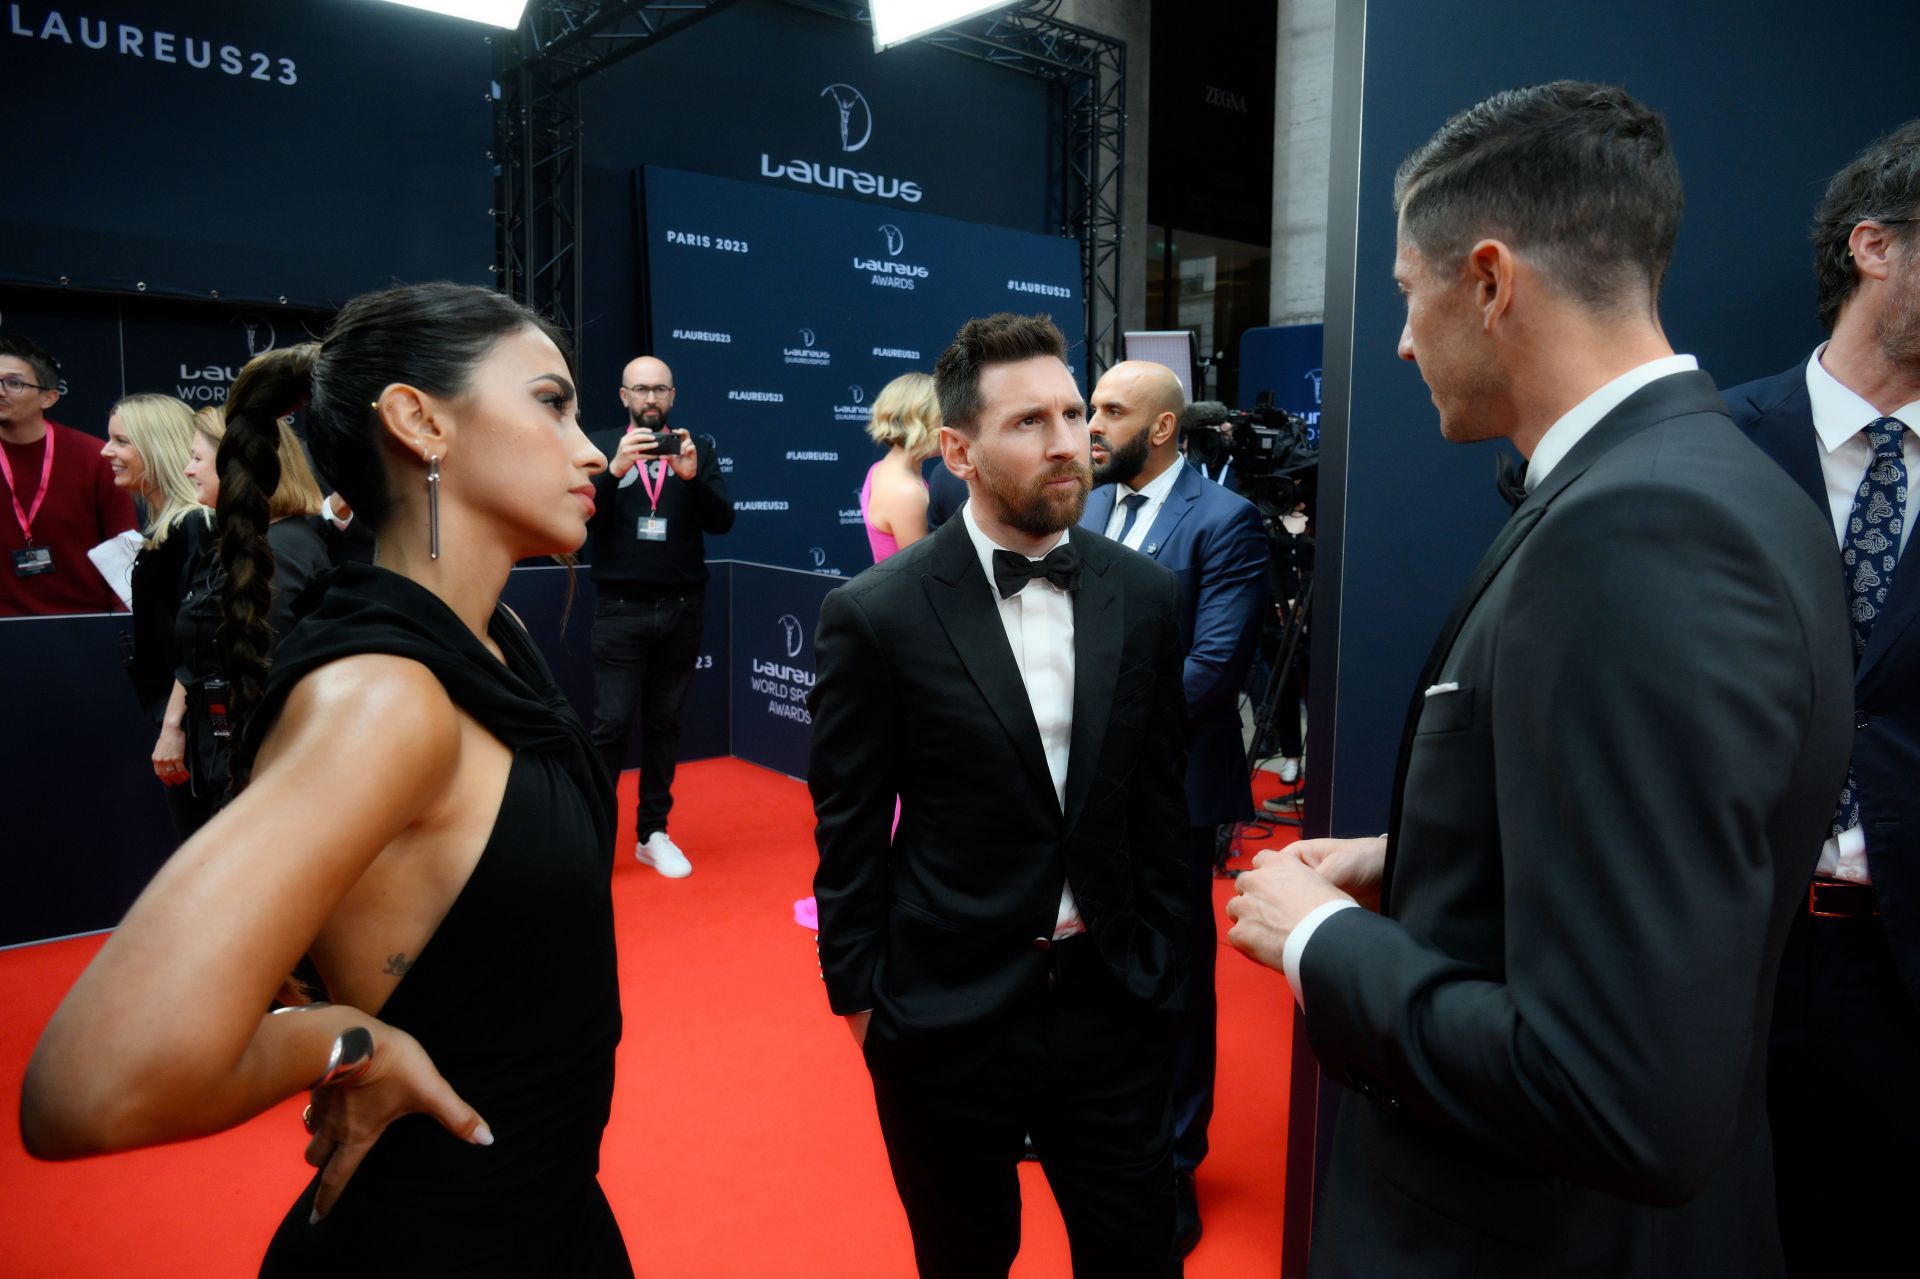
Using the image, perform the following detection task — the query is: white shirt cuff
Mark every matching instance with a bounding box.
[1283,899,1362,1011]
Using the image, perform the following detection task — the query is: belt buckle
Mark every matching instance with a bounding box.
[1808,878,1879,919]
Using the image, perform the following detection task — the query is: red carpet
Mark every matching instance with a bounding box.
[0,758,1297,1275]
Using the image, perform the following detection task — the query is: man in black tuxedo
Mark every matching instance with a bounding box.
[1224,83,1854,1277]
[1722,118,1920,1278]
[809,313,1189,1278]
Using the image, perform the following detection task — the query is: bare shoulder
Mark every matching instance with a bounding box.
[254,654,461,791]
[878,469,931,503]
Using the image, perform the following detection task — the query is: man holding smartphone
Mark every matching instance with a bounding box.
[587,355,735,877]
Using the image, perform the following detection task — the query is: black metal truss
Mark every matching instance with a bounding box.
[495,0,1127,372]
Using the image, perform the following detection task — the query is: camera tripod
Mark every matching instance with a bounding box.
[1215,569,1312,876]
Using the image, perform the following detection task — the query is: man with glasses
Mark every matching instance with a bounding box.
[586,355,734,877]
[0,334,136,616]
[1723,119,1920,1279]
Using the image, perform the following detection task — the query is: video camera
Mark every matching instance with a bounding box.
[1182,391,1318,521]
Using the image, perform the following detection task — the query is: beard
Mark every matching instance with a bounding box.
[974,448,1092,538]
[1876,253,1920,369]
[630,402,671,431]
[1091,426,1152,487]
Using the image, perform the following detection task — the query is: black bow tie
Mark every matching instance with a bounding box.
[1495,453,1528,511]
[992,543,1081,599]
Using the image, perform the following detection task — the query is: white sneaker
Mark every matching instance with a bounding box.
[1277,757,1302,784]
[636,831,692,878]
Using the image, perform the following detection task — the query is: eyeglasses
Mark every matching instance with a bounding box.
[623,383,675,399]
[0,375,54,395]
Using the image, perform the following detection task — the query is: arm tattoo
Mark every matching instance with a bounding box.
[383,952,415,977]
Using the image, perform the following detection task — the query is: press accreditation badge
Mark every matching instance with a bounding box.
[637,516,669,542]
[12,546,53,577]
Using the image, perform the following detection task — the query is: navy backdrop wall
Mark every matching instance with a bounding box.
[576,0,1060,402]
[640,166,1083,574]
[1,0,493,306]
[0,286,332,442]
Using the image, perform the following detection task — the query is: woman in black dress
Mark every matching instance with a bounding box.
[22,283,631,1276]
[105,392,215,835]
[173,409,332,813]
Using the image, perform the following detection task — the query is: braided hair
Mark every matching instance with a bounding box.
[217,282,569,786]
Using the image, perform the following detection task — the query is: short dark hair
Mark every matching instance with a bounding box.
[0,334,61,391]
[1394,81,1683,312]
[933,313,1068,434]
[1812,119,1920,331]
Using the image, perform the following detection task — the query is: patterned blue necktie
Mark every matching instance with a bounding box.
[1832,416,1908,836]
[1115,492,1149,545]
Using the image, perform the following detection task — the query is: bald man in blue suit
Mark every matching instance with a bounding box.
[1081,360,1268,1254]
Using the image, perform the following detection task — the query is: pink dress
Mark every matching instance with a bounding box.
[859,459,922,563]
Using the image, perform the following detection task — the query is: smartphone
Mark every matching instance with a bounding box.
[636,427,688,456]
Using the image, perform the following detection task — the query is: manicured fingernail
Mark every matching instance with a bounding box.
[471,1123,494,1146]
[309,1210,322,1225]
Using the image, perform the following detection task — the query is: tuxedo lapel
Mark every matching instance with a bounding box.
[1860,540,1920,694]
[1063,537,1122,830]
[1739,376,1829,514]
[1138,465,1202,559]
[1379,504,1543,913]
[923,518,1055,800]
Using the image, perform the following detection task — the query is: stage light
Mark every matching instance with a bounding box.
[870,0,1018,51]
[366,0,531,30]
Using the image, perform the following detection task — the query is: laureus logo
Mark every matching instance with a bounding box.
[777,613,805,658]
[850,385,866,405]
[1306,367,1324,405]
[821,84,872,153]
[236,314,277,358]
[809,547,827,569]
[879,224,905,256]
[760,84,920,205]
[784,327,831,368]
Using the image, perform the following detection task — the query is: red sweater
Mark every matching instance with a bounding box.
[0,420,139,616]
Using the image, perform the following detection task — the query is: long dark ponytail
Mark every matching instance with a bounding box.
[217,282,570,788]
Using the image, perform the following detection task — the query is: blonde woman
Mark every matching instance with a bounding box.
[103,393,213,833]
[175,410,333,820]
[859,371,941,562]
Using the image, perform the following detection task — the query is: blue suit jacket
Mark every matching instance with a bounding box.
[1726,363,1920,1008]
[1082,462,1269,826]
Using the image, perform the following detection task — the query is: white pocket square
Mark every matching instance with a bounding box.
[1423,681,1460,698]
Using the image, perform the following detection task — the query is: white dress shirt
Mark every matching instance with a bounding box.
[1286,355,1704,1009]
[960,501,1085,938]
[1804,344,1920,883]
[1102,455,1186,551]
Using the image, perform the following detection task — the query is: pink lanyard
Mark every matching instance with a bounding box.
[0,432,55,543]
[635,458,668,512]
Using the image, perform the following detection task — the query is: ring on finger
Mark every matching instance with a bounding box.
[302,1103,316,1133]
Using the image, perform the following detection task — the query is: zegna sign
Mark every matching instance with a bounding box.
[758,83,925,205]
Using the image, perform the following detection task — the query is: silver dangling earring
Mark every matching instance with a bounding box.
[426,454,441,560]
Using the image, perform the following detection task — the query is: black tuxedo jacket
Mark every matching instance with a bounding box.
[808,515,1190,1038]
[1299,372,1854,1278]
[1728,363,1920,1006]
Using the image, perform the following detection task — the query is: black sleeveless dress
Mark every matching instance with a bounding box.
[249,564,631,1277]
